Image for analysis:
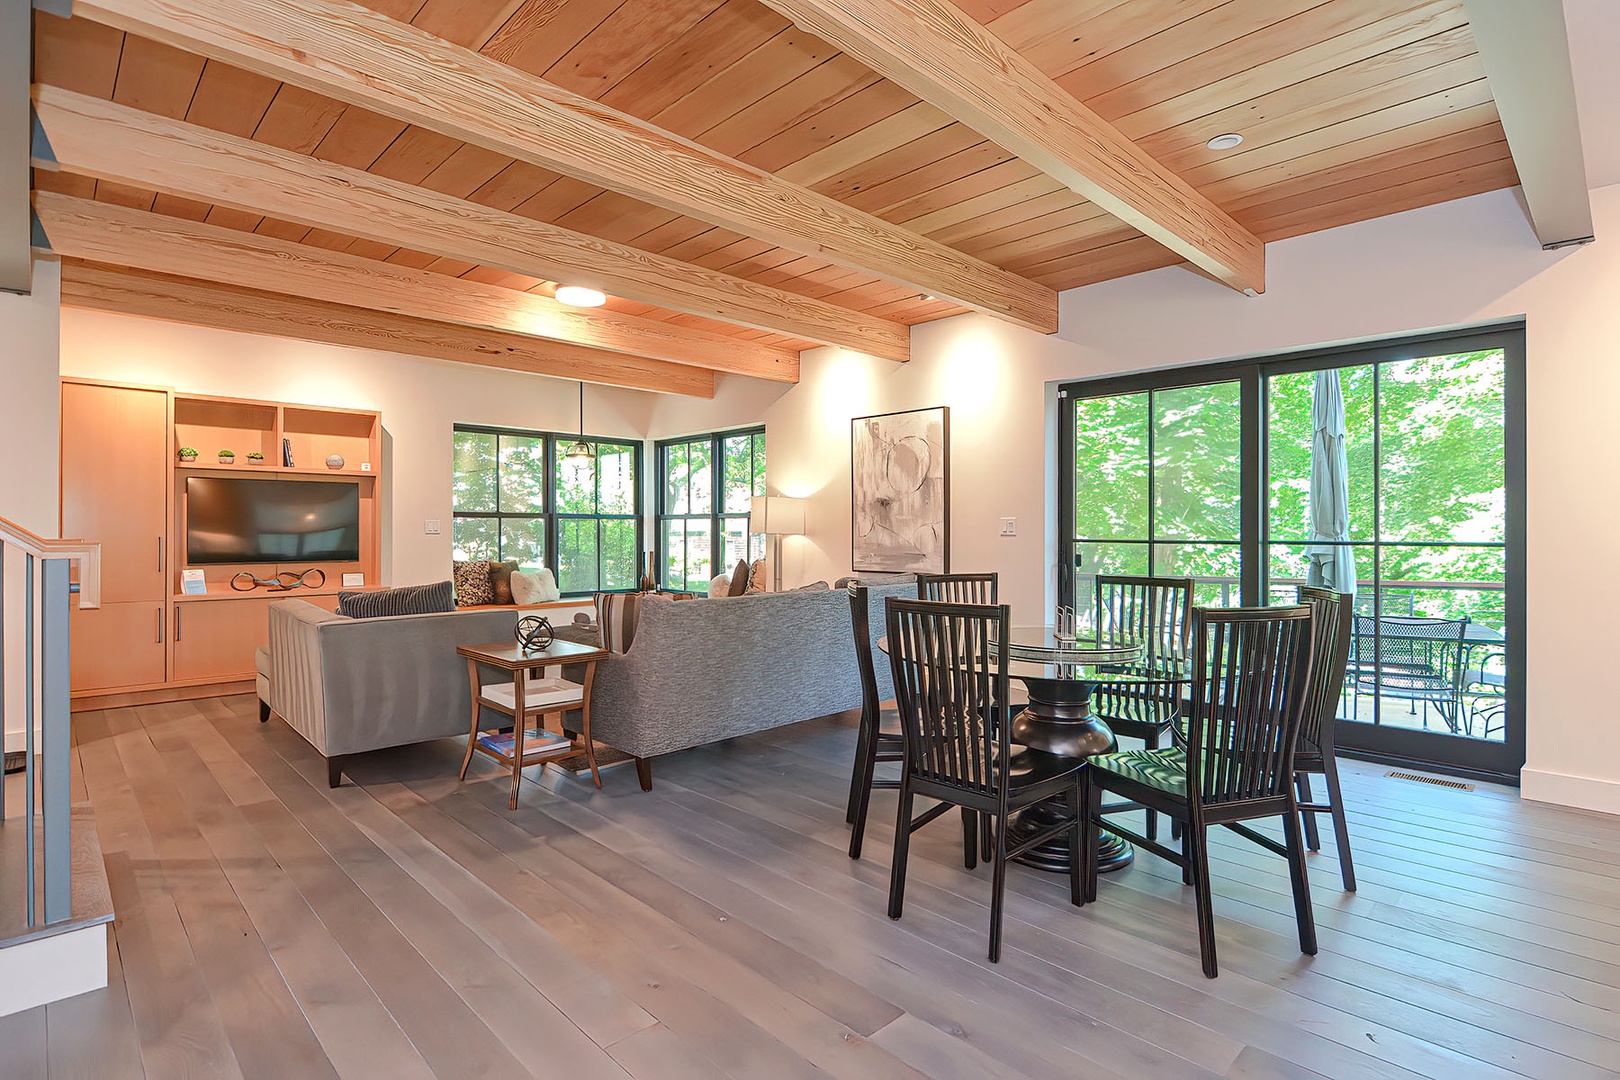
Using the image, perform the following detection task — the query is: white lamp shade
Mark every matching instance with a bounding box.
[750,496,804,536]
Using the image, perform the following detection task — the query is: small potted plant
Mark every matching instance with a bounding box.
[217,449,236,464]
[246,451,265,464]
[177,446,198,463]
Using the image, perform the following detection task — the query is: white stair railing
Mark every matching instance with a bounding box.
[1,517,99,928]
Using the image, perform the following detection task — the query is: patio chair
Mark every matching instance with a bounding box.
[885,597,1086,962]
[1463,650,1507,740]
[1348,615,1469,732]
[1082,604,1319,978]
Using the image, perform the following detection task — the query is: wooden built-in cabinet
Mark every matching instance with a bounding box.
[61,379,382,706]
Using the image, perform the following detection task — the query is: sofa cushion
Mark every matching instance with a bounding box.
[726,559,750,597]
[339,580,457,618]
[453,560,494,605]
[511,567,561,604]
[488,560,520,605]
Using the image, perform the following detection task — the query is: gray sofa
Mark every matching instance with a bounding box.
[590,580,914,790]
[265,600,521,786]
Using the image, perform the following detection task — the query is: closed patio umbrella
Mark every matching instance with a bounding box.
[1304,370,1357,594]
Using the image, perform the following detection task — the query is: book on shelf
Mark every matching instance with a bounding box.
[476,728,570,759]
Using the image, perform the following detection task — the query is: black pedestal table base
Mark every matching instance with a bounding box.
[1006,675,1134,875]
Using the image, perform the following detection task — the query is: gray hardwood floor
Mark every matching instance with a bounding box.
[7,693,1619,1078]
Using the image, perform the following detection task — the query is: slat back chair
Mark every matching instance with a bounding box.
[1083,604,1318,978]
[885,598,1086,962]
[916,572,999,605]
[1091,574,1194,840]
[845,582,904,859]
[1294,585,1358,890]
[1349,614,1469,731]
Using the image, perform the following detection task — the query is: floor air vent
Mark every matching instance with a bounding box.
[1386,770,1474,792]
[3,751,24,775]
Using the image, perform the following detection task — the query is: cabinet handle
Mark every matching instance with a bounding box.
[156,608,164,644]
[174,605,182,642]
[158,536,164,572]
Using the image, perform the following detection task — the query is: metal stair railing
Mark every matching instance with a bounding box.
[0,516,99,929]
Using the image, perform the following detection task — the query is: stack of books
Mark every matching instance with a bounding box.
[476,728,571,760]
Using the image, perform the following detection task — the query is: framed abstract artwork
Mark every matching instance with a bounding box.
[851,406,949,573]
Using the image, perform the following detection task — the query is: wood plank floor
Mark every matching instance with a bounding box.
[9,693,1620,1078]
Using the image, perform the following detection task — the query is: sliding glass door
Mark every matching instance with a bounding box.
[1060,327,1524,780]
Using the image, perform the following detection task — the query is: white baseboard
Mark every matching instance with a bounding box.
[0,924,109,1017]
[1520,767,1620,817]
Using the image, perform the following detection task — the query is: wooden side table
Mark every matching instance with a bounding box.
[456,638,608,809]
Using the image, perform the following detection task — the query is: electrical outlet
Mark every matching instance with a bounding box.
[1000,517,1017,537]
[425,519,441,535]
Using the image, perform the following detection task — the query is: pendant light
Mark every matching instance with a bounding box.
[565,382,592,460]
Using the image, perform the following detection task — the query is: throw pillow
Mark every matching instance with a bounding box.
[595,591,644,654]
[708,574,731,598]
[510,568,561,605]
[339,580,456,618]
[727,558,751,597]
[452,559,494,606]
[748,558,767,592]
[488,560,520,605]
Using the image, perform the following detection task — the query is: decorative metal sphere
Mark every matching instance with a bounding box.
[515,615,554,653]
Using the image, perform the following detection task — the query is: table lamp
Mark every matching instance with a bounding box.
[750,496,805,592]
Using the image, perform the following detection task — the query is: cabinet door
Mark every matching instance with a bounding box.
[61,383,169,603]
[70,601,166,692]
[172,598,274,682]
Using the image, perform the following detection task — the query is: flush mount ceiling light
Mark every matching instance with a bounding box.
[1206,133,1244,151]
[555,285,607,307]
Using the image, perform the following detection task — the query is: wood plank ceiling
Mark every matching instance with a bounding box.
[31,0,1519,395]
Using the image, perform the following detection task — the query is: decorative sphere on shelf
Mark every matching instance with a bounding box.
[326,454,346,470]
[515,615,555,654]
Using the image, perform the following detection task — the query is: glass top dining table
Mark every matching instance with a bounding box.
[880,625,1193,874]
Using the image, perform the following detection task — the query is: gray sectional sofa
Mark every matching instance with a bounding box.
[261,579,912,791]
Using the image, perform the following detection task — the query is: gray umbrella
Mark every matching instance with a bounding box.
[1304,370,1357,594]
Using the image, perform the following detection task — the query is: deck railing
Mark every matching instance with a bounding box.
[1,516,99,928]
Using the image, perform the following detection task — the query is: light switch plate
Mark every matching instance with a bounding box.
[425,519,441,534]
[1000,517,1017,537]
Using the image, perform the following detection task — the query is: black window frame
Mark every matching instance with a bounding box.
[1057,322,1526,783]
[451,423,643,597]
[655,426,766,591]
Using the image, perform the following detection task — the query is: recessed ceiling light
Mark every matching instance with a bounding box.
[1206,133,1244,151]
[555,285,607,307]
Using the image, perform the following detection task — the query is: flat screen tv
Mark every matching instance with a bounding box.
[186,477,361,565]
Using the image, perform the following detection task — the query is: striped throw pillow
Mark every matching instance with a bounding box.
[594,592,643,654]
[338,580,456,619]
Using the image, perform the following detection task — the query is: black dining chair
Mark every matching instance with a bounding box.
[1083,604,1318,978]
[1091,574,1194,841]
[845,581,905,861]
[1295,585,1358,891]
[885,597,1086,962]
[917,572,999,604]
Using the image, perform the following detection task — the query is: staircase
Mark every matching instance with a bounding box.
[0,516,111,1017]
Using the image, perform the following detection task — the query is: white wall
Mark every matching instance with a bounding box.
[651,184,1620,816]
[58,310,658,586]
[1,258,62,533]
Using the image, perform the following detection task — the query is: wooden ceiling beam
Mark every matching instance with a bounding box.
[32,86,906,361]
[59,259,716,397]
[65,0,1056,332]
[755,0,1266,295]
[35,192,799,382]
[1461,0,1594,249]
